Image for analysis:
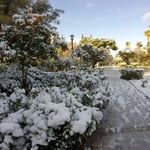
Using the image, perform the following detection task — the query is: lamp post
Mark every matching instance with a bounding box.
[70,34,74,51]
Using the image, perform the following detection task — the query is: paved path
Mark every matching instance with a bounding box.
[84,69,150,150]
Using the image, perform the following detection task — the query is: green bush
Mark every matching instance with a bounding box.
[120,68,144,80]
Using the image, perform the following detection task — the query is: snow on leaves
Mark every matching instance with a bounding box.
[0,68,109,150]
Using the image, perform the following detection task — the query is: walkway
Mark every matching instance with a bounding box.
[84,69,150,150]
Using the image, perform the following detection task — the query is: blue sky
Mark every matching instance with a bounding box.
[50,0,150,48]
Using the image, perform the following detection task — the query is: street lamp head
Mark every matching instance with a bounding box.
[70,34,74,51]
[70,34,74,41]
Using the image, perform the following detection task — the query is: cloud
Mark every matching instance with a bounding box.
[142,12,150,21]
[85,2,95,8]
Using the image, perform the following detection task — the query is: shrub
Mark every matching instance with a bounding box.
[0,68,110,150]
[120,68,144,80]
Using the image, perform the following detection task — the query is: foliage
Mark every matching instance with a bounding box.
[0,0,32,29]
[133,41,150,66]
[45,57,72,71]
[119,51,135,65]
[134,41,144,64]
[0,40,15,65]
[119,42,136,65]
[79,36,117,67]
[32,0,52,13]
[73,44,109,68]
[80,36,118,50]
[144,26,150,42]
[140,51,150,66]
[136,41,143,48]
[32,0,64,22]
[0,67,110,150]
[1,8,63,93]
[0,0,64,32]
[55,39,68,52]
[120,68,144,80]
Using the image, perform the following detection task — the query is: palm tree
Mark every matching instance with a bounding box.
[119,41,135,65]
[134,41,143,64]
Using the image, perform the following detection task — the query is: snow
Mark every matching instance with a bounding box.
[0,67,110,149]
[0,122,24,137]
[71,109,93,134]
[0,94,9,117]
[0,41,7,49]
[103,69,150,127]
[85,68,150,149]
[0,41,16,56]
[130,77,150,98]
[1,67,150,149]
[46,102,70,128]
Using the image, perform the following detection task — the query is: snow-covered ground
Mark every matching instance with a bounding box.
[85,69,150,150]
[1,68,150,150]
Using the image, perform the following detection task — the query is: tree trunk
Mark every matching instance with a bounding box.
[92,61,97,69]
[4,0,11,15]
[126,58,130,65]
[0,22,2,31]
[21,59,29,95]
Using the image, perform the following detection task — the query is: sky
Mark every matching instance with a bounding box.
[50,0,150,49]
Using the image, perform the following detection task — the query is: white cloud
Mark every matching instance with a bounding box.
[85,2,95,8]
[142,12,150,21]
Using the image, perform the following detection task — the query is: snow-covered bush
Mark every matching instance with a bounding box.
[0,67,21,95]
[2,8,61,94]
[73,44,109,68]
[0,40,16,66]
[0,67,110,150]
[120,68,144,80]
[45,57,73,71]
